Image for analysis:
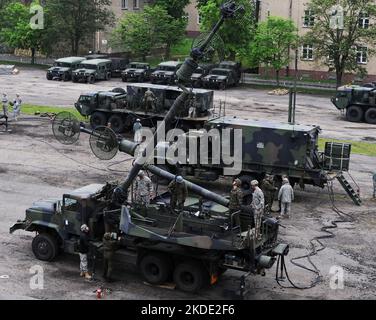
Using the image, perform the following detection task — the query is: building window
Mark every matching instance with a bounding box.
[303,10,315,28]
[357,46,368,64]
[133,0,139,9]
[121,0,128,10]
[301,44,314,60]
[359,13,369,29]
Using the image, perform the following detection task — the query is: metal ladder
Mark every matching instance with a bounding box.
[336,174,362,206]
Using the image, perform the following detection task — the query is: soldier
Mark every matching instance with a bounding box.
[133,119,142,143]
[251,180,264,240]
[229,178,243,227]
[278,178,294,219]
[143,88,156,112]
[1,94,8,130]
[134,170,154,206]
[78,224,92,280]
[373,171,376,199]
[102,232,119,282]
[12,94,22,121]
[168,176,188,210]
[260,174,277,214]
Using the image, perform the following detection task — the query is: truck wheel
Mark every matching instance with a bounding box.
[140,253,171,285]
[122,76,128,82]
[90,112,107,129]
[173,261,207,293]
[88,75,95,84]
[108,114,125,133]
[365,108,376,124]
[106,73,112,81]
[61,73,68,82]
[46,73,52,81]
[346,105,363,122]
[72,76,78,83]
[219,82,227,90]
[32,233,58,262]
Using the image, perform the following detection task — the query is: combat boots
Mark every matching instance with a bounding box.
[84,272,92,280]
[80,272,85,277]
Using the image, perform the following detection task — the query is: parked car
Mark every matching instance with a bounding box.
[72,59,112,83]
[46,57,86,81]
[150,61,183,85]
[121,62,151,82]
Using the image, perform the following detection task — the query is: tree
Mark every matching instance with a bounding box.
[112,5,186,60]
[0,1,55,64]
[48,0,114,55]
[151,0,188,58]
[303,0,376,87]
[248,16,298,85]
[198,0,256,60]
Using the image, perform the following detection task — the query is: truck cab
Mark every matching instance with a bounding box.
[72,59,112,83]
[47,57,86,81]
[202,68,236,90]
[121,62,151,82]
[150,61,183,85]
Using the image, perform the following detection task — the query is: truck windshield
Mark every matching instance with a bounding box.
[130,64,146,69]
[79,64,97,70]
[79,95,92,103]
[54,62,71,67]
[158,66,177,72]
[211,69,229,76]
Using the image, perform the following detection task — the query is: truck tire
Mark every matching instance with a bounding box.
[140,253,171,285]
[72,76,78,83]
[88,75,95,84]
[108,114,125,133]
[346,105,363,122]
[32,233,58,262]
[122,76,128,82]
[219,82,227,90]
[90,112,107,129]
[61,73,68,82]
[173,261,207,293]
[365,108,376,124]
[46,73,52,81]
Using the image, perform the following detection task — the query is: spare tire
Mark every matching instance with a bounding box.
[346,105,363,122]
[365,108,376,124]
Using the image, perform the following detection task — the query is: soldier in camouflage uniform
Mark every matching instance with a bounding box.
[102,232,119,282]
[143,88,156,112]
[251,180,264,240]
[229,178,243,227]
[134,171,154,206]
[168,176,188,210]
[261,175,277,214]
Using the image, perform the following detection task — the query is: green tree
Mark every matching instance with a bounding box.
[152,1,188,58]
[48,0,114,55]
[0,1,54,63]
[303,0,376,87]
[198,0,255,60]
[248,16,298,85]
[112,5,186,60]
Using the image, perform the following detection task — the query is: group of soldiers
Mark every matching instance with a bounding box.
[1,93,22,131]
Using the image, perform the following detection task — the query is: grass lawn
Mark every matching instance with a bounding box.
[319,138,376,157]
[22,104,86,121]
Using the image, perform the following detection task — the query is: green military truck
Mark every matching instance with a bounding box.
[121,62,152,82]
[218,61,242,85]
[74,84,215,133]
[46,57,86,81]
[202,67,237,90]
[331,85,376,124]
[72,59,112,83]
[190,63,216,88]
[150,61,183,85]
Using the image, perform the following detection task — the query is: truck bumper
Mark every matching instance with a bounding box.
[9,220,27,234]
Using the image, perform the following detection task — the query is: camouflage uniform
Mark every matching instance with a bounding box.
[260,176,276,214]
[134,175,153,206]
[278,180,294,217]
[373,172,376,198]
[168,180,188,210]
[1,95,8,130]
[251,186,264,239]
[143,89,156,111]
[229,186,243,227]
[102,232,118,282]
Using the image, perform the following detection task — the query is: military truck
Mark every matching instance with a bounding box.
[150,61,183,85]
[121,62,152,82]
[202,67,237,90]
[190,63,216,88]
[72,59,113,83]
[46,57,86,81]
[74,83,215,133]
[218,61,242,84]
[331,85,376,124]
[109,57,130,77]
[160,116,361,205]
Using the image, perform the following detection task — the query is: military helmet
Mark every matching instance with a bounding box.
[251,180,259,186]
[176,176,184,184]
[234,178,241,186]
[80,224,89,232]
[138,170,145,177]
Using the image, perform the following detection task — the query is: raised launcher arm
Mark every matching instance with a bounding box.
[118,1,245,197]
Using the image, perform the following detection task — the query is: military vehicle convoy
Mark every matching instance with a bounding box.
[121,62,152,82]
[46,57,86,81]
[72,59,113,83]
[74,83,215,133]
[150,61,183,85]
[332,85,376,124]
